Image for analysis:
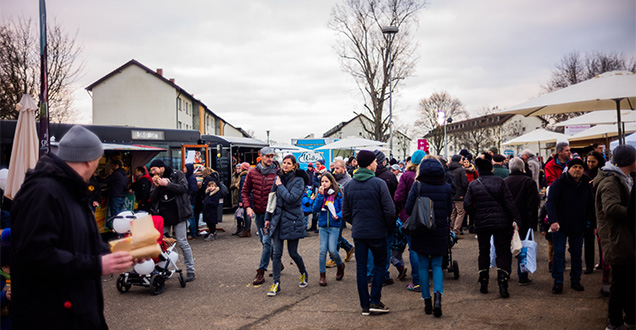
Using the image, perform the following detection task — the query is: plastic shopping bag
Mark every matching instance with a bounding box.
[489,236,497,268]
[519,230,538,273]
[511,227,522,257]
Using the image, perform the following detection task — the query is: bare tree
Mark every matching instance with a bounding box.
[0,17,83,122]
[416,91,468,155]
[540,51,635,125]
[329,0,426,142]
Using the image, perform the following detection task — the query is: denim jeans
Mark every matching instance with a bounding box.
[417,254,443,299]
[254,213,273,271]
[552,230,583,285]
[244,213,252,232]
[187,205,197,237]
[319,227,342,273]
[336,220,353,252]
[406,235,420,285]
[271,228,306,284]
[354,238,387,310]
[109,197,125,218]
[163,221,194,273]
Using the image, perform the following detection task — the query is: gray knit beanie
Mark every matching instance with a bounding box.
[56,125,104,162]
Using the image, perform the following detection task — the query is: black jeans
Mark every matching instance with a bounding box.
[583,227,595,271]
[477,227,513,273]
[609,263,635,326]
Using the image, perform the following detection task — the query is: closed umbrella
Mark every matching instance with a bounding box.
[499,71,636,144]
[5,94,39,200]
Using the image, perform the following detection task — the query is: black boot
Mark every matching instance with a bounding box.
[424,298,432,315]
[433,292,442,317]
[478,269,489,294]
[497,269,510,298]
[233,218,244,235]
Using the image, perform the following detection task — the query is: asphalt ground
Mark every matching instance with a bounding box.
[102,213,608,330]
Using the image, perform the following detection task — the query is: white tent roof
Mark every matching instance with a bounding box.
[503,129,570,146]
[314,137,386,150]
[555,110,636,127]
[568,123,636,141]
[610,132,636,150]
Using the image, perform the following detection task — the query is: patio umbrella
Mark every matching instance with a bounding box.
[503,129,570,146]
[499,71,636,144]
[554,110,636,127]
[314,137,385,151]
[5,94,39,200]
[568,123,636,142]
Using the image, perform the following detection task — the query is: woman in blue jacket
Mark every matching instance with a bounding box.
[264,155,308,296]
[405,157,453,318]
[313,172,345,286]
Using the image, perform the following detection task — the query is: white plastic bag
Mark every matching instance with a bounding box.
[519,230,538,273]
[489,236,497,268]
[511,227,522,257]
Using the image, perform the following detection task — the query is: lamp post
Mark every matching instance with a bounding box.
[266,130,270,145]
[382,25,398,159]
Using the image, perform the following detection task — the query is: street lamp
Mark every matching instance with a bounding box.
[266,130,270,145]
[382,25,398,159]
[437,111,453,158]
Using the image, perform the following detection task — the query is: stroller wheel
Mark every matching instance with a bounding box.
[178,271,187,288]
[116,274,131,293]
[453,261,460,279]
[150,274,165,295]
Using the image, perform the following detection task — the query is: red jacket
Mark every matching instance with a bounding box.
[545,157,568,186]
[241,164,278,214]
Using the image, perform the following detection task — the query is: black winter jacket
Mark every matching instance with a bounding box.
[343,168,396,239]
[265,169,306,240]
[376,163,398,202]
[11,154,110,329]
[203,188,220,225]
[464,173,520,230]
[448,161,468,201]
[405,159,452,256]
[546,172,595,235]
[103,167,128,198]
[185,164,198,205]
[150,166,193,226]
[504,170,540,233]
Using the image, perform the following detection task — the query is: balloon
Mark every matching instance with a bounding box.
[157,251,179,269]
[133,259,155,275]
[169,251,179,265]
[112,217,131,234]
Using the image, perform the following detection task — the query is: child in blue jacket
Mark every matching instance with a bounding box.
[302,187,313,231]
[313,172,345,286]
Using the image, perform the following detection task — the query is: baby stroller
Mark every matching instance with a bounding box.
[115,215,187,295]
[443,226,460,279]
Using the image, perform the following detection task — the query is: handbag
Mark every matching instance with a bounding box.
[235,206,244,220]
[511,226,522,256]
[266,191,277,214]
[401,182,435,235]
[519,229,538,273]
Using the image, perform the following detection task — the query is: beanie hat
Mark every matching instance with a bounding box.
[451,155,462,162]
[374,150,386,165]
[389,158,397,165]
[492,154,506,163]
[474,157,493,173]
[612,145,636,167]
[149,159,166,169]
[410,150,426,166]
[56,125,104,162]
[489,147,498,154]
[568,157,585,169]
[357,150,376,168]
[459,149,470,157]
[307,163,313,168]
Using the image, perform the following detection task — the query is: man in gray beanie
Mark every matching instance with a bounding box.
[11,125,133,329]
[594,144,636,330]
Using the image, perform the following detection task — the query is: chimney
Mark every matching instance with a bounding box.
[169,78,175,83]
[156,68,163,76]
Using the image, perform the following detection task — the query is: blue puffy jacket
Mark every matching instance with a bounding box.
[313,191,343,228]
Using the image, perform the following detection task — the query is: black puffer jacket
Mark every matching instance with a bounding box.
[405,159,452,256]
[11,154,110,329]
[376,163,398,202]
[265,169,306,240]
[464,172,519,230]
[546,171,594,235]
[504,170,540,233]
[102,167,128,198]
[448,161,468,201]
[150,166,193,226]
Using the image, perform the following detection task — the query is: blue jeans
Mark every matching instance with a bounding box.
[163,221,194,273]
[187,205,197,237]
[552,231,583,285]
[254,213,273,271]
[336,220,353,252]
[417,254,443,299]
[407,235,420,285]
[354,238,387,310]
[109,197,125,218]
[319,227,342,273]
[272,228,306,284]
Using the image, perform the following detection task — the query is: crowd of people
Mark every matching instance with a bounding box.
[0,125,634,329]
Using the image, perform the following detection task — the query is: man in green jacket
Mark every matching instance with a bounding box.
[594,145,636,330]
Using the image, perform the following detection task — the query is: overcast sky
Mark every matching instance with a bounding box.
[3,0,635,144]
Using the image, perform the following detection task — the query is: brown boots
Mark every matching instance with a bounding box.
[319,272,327,286]
[238,230,251,238]
[336,263,345,281]
[253,269,265,285]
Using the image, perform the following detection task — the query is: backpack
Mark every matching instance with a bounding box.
[401,181,435,235]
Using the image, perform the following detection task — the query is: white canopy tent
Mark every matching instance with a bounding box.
[503,129,570,145]
[314,137,386,151]
[610,132,636,150]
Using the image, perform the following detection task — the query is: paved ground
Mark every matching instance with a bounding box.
[102,213,608,330]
